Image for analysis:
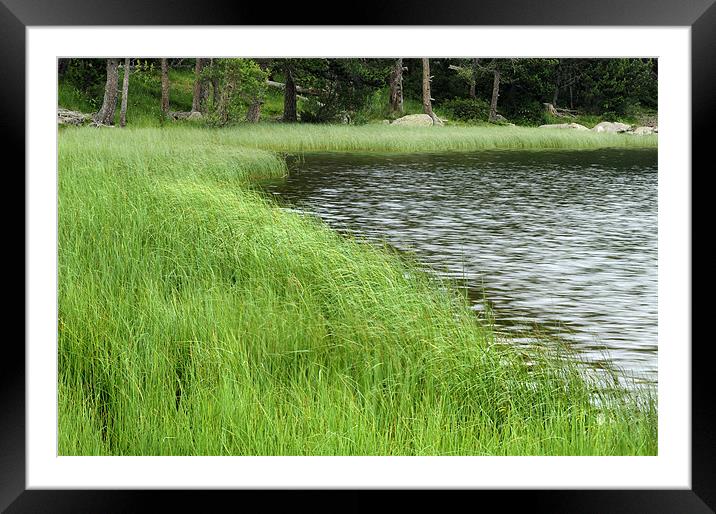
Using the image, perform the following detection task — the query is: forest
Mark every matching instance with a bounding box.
[58,57,657,128]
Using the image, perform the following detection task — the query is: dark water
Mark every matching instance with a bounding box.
[261,149,657,385]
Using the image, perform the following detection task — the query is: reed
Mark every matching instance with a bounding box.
[58,127,657,455]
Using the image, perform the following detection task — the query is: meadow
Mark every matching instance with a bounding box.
[58,126,657,455]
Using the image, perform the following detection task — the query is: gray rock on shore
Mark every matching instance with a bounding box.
[391,114,443,126]
[538,122,590,130]
[630,126,657,135]
[591,121,632,133]
[58,108,92,126]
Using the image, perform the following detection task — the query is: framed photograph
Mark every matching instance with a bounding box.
[6,0,712,510]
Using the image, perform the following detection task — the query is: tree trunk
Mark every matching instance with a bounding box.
[208,58,220,109]
[422,58,439,125]
[389,58,404,114]
[283,65,297,122]
[161,59,170,116]
[217,78,235,125]
[191,58,206,112]
[469,58,478,99]
[246,61,269,123]
[246,99,262,123]
[212,78,220,108]
[489,67,501,122]
[119,58,130,127]
[552,61,561,107]
[94,58,120,125]
[200,80,210,113]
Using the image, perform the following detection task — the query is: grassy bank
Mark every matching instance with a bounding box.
[60,123,657,156]
[208,123,657,152]
[59,126,657,455]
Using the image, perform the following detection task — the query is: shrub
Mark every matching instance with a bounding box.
[602,111,618,122]
[503,98,545,126]
[440,98,491,122]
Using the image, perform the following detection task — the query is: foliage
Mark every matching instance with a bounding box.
[502,97,546,126]
[58,57,657,127]
[571,58,657,114]
[440,98,491,122]
[59,58,107,110]
[201,58,269,125]
[284,58,390,123]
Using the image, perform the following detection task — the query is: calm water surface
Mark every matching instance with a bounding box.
[261,149,657,384]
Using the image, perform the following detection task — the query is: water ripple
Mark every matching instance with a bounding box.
[263,149,658,384]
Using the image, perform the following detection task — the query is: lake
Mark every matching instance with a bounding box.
[261,148,657,385]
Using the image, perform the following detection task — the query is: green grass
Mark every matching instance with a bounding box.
[203,123,657,152]
[58,126,657,456]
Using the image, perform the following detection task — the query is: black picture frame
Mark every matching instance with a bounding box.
[4,0,713,511]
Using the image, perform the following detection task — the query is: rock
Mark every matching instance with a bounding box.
[391,113,443,126]
[187,111,203,120]
[591,121,632,133]
[538,122,590,130]
[382,119,391,125]
[631,126,656,136]
[168,111,195,121]
[57,108,92,126]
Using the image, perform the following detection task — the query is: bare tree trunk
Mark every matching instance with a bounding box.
[212,78,220,107]
[207,58,220,109]
[422,58,439,125]
[94,58,120,125]
[469,58,478,99]
[161,59,170,116]
[283,64,297,123]
[119,58,130,127]
[489,67,501,122]
[246,60,268,123]
[200,74,210,114]
[246,100,262,122]
[191,58,206,112]
[389,58,404,114]
[552,61,561,107]
[216,78,235,125]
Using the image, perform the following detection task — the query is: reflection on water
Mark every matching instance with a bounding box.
[261,149,657,384]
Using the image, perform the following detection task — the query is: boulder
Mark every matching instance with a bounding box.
[391,113,443,126]
[591,121,632,133]
[631,126,656,136]
[538,122,590,130]
[57,108,92,126]
[168,111,198,121]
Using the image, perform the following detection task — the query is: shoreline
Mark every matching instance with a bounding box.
[58,127,657,456]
